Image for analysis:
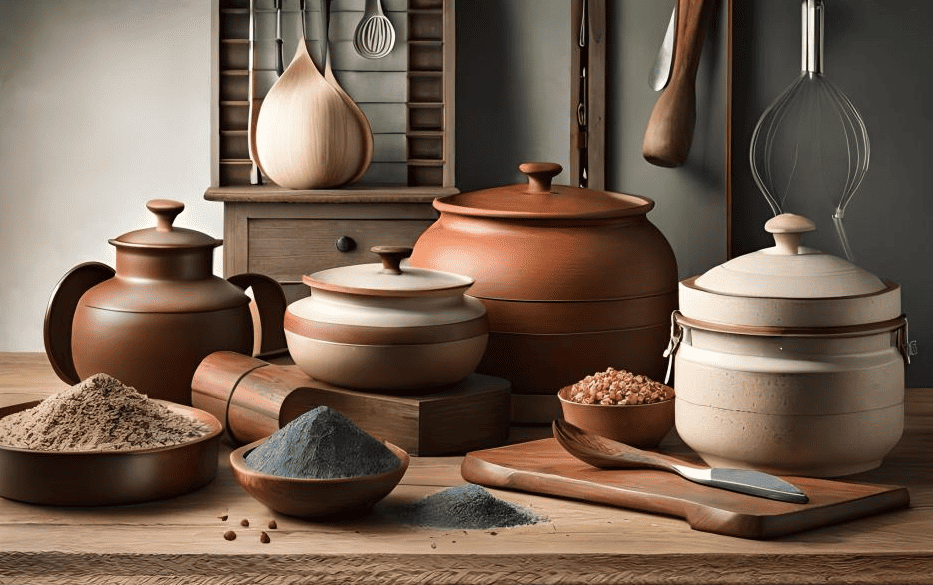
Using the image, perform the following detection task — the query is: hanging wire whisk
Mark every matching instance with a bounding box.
[749,0,869,260]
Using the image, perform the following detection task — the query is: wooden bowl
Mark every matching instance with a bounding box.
[229,438,409,520]
[0,400,222,506]
[557,387,675,448]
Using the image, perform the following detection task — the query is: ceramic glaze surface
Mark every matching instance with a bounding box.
[44,200,286,405]
[285,246,489,391]
[410,163,678,422]
[671,213,907,477]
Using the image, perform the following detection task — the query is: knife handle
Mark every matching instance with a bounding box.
[642,0,715,168]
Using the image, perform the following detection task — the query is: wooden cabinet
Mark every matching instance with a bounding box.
[204,187,451,302]
[208,0,455,291]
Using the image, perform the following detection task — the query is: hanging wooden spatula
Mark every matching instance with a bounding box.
[642,0,715,168]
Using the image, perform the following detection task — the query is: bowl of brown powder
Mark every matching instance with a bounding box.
[557,367,675,448]
[0,373,222,506]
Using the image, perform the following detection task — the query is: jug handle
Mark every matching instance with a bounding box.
[43,262,115,385]
[227,273,288,358]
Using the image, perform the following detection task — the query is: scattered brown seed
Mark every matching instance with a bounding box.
[223,530,236,541]
[240,519,249,527]
[218,515,228,521]
[430,541,436,549]
[260,531,271,544]
[489,531,498,536]
[267,519,277,530]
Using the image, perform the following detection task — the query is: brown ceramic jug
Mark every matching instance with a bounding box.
[44,199,287,405]
[410,163,678,424]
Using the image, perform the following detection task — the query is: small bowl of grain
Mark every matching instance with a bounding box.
[557,367,675,448]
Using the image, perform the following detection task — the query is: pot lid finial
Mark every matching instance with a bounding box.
[765,213,815,255]
[147,199,184,232]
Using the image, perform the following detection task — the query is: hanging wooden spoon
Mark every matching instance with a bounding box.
[255,0,366,189]
[642,0,715,167]
[321,0,373,185]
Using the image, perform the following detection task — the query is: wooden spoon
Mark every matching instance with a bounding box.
[321,0,373,185]
[254,0,366,189]
[642,0,715,168]
[553,419,809,503]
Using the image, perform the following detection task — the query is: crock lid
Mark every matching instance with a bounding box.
[694,214,886,298]
[433,162,654,220]
[110,200,221,249]
[304,246,474,297]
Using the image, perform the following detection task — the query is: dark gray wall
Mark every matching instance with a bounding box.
[732,2,932,386]
[456,1,930,386]
[456,1,571,190]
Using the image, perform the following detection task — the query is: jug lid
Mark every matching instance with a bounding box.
[110,200,221,249]
[434,162,654,220]
[304,246,474,297]
[694,214,886,299]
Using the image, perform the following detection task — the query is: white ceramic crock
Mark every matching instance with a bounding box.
[284,246,488,392]
[668,214,911,477]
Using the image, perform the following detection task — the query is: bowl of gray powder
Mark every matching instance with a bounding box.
[229,406,409,520]
[0,373,222,506]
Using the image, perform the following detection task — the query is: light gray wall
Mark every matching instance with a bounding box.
[731,1,932,387]
[0,0,217,352]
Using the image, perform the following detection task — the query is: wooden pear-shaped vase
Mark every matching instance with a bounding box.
[255,35,369,189]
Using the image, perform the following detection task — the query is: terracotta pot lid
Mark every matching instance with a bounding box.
[304,246,474,297]
[110,200,221,249]
[434,162,654,220]
[694,214,886,299]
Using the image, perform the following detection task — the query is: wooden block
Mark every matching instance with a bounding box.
[192,352,511,456]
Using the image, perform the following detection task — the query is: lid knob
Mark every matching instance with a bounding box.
[371,245,413,275]
[147,199,185,232]
[519,162,562,193]
[765,213,816,255]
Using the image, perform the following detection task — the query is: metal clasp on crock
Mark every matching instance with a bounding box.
[897,316,918,365]
[662,310,684,385]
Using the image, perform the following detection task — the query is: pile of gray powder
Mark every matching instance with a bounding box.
[390,483,542,529]
[0,373,209,451]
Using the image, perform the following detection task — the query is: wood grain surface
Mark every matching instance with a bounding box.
[461,438,908,539]
[1,353,931,584]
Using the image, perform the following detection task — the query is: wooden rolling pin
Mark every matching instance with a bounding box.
[190,351,512,456]
[642,0,716,168]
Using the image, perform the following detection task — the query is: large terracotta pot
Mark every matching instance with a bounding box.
[44,199,287,405]
[410,162,678,423]
[669,214,911,477]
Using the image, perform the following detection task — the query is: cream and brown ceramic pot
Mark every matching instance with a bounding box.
[44,199,287,405]
[410,162,678,423]
[669,213,911,477]
[284,245,488,392]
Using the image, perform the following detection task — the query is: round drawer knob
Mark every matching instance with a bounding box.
[335,236,356,253]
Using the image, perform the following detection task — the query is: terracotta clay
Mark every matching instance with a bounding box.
[44,199,287,405]
[410,163,678,423]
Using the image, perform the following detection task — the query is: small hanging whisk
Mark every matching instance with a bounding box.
[749,0,869,260]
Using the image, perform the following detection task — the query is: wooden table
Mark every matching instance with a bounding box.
[1,352,931,584]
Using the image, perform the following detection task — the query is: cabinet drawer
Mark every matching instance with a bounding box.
[246,218,435,282]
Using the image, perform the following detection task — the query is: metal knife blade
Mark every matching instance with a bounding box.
[680,466,809,504]
[649,5,677,91]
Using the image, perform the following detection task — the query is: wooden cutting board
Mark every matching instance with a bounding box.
[461,438,909,539]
